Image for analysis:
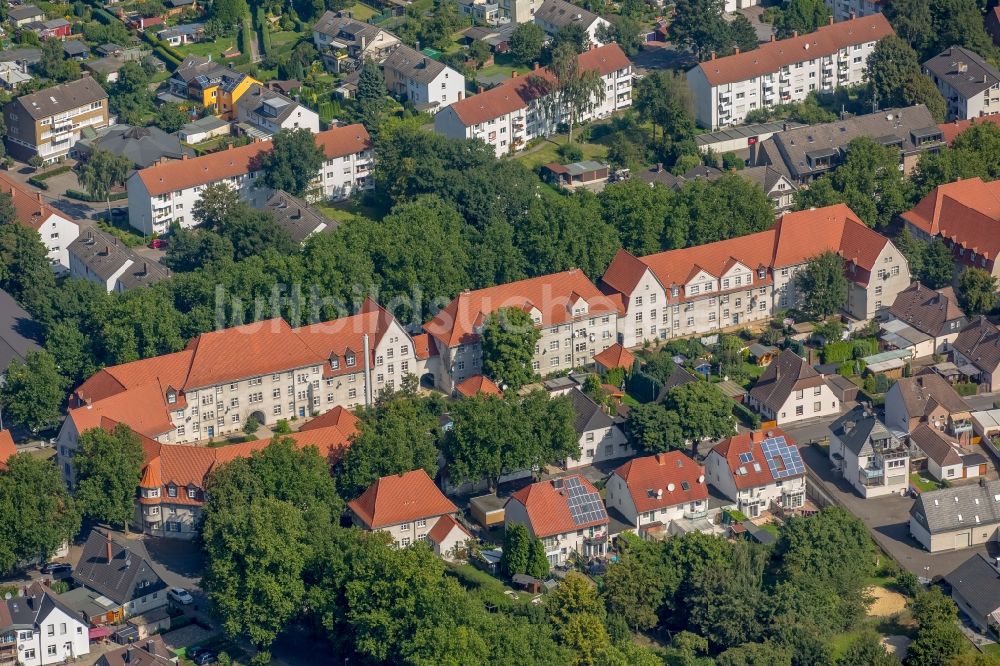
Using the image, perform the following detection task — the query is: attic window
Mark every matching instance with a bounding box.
[167,485,177,497]
[346,354,356,367]
[166,390,176,404]
[331,358,340,370]
[680,481,690,491]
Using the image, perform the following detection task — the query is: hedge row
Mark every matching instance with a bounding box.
[627,369,662,404]
[821,338,879,364]
[257,8,272,56]
[27,164,73,189]
[733,401,761,429]
[65,189,129,203]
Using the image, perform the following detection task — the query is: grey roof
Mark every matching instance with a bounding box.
[695,120,803,147]
[909,479,1000,534]
[924,46,1000,98]
[945,553,1000,619]
[96,43,124,57]
[655,365,698,402]
[63,40,89,57]
[534,0,602,29]
[68,228,171,289]
[157,22,204,40]
[171,54,233,85]
[180,115,229,135]
[84,57,127,76]
[98,637,175,666]
[8,5,44,21]
[313,11,385,45]
[78,124,191,169]
[0,288,42,373]
[263,190,334,243]
[739,165,795,195]
[0,48,41,65]
[237,83,300,124]
[757,106,942,181]
[829,405,897,456]
[568,388,615,434]
[3,583,81,632]
[953,316,1000,374]
[889,282,967,338]
[167,0,196,6]
[73,530,166,606]
[749,349,826,412]
[383,44,451,85]
[11,77,107,120]
[635,164,684,188]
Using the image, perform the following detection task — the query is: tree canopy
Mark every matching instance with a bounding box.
[74,424,146,534]
[795,251,849,319]
[480,307,541,391]
[259,128,326,197]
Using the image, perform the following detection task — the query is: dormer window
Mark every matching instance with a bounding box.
[187,487,198,499]
[346,354,356,367]
[671,286,679,298]
[331,358,340,370]
[758,268,766,279]
[166,390,176,404]
[167,485,177,498]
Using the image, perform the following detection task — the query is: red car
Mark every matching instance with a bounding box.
[148,238,167,249]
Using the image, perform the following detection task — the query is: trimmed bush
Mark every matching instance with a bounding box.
[65,189,129,202]
[821,338,878,364]
[626,369,662,404]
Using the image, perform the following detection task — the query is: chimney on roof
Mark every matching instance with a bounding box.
[145,640,157,656]
[734,47,740,54]
[792,30,798,38]
[104,245,111,255]
[829,15,834,24]
[124,647,133,664]
[849,11,856,18]
[36,192,42,203]
[656,162,663,172]
[710,51,716,60]
[106,533,113,564]
[534,61,540,71]
[142,262,148,276]
[511,70,517,78]
[770,34,775,42]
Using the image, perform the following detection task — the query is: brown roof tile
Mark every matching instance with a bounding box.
[507,475,607,538]
[893,374,970,420]
[0,171,74,231]
[749,349,827,412]
[889,282,966,338]
[0,429,15,470]
[612,451,707,514]
[455,375,503,397]
[909,423,963,467]
[348,469,457,529]
[593,343,635,371]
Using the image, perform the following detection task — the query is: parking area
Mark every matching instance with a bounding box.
[628,42,696,73]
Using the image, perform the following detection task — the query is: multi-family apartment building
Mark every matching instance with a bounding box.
[0,172,77,273]
[381,44,465,114]
[56,299,428,484]
[704,428,807,518]
[126,124,373,235]
[564,388,631,468]
[234,83,320,138]
[167,55,259,116]
[923,46,1000,120]
[752,106,945,183]
[0,583,90,666]
[604,451,709,536]
[532,0,610,45]
[901,177,1000,278]
[825,0,882,21]
[423,269,620,392]
[599,204,911,348]
[499,0,538,23]
[68,228,171,292]
[434,43,632,157]
[686,14,894,129]
[505,475,610,566]
[830,406,909,498]
[312,11,400,72]
[3,77,109,163]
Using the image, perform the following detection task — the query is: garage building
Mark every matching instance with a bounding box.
[909,479,1000,552]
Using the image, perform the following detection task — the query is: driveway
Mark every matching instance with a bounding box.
[732,6,775,44]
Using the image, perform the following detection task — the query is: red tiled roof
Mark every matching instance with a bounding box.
[292,299,400,379]
[411,332,435,360]
[694,14,894,86]
[0,429,16,470]
[446,43,628,126]
[711,428,802,490]
[136,125,370,196]
[613,451,707,513]
[593,343,635,371]
[455,375,503,397]
[424,269,618,347]
[507,475,608,538]
[599,249,650,300]
[427,513,472,545]
[347,469,457,529]
[901,178,1000,268]
[0,172,74,231]
[937,116,1000,144]
[298,405,358,433]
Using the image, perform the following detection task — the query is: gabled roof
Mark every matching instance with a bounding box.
[567,388,614,434]
[749,349,827,412]
[292,298,404,378]
[98,636,175,666]
[11,77,106,119]
[0,170,74,231]
[937,115,1000,144]
[830,405,896,456]
[889,282,966,338]
[953,316,1000,374]
[348,469,457,529]
[79,124,191,169]
[507,475,608,538]
[263,190,333,244]
[612,451,707,514]
[424,269,618,347]
[593,343,634,371]
[944,553,1000,619]
[4,582,79,631]
[0,287,42,374]
[923,46,1000,98]
[910,479,1000,534]
[298,405,358,433]
[534,0,603,29]
[891,374,970,420]
[0,429,16,470]
[68,227,171,288]
[909,423,963,467]
[382,44,455,85]
[902,177,1000,266]
[73,530,166,606]
[426,513,472,546]
[710,428,804,489]
[692,14,894,86]
[455,374,503,397]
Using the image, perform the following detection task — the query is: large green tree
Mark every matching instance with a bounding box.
[669,0,732,61]
[74,424,146,534]
[836,631,901,666]
[79,148,132,219]
[602,544,664,631]
[0,454,80,573]
[509,22,546,66]
[769,0,830,38]
[599,178,672,256]
[542,42,606,144]
[662,381,734,449]
[795,251,849,319]
[957,267,997,316]
[501,522,531,577]
[624,403,684,454]
[0,351,68,433]
[480,307,541,391]
[259,128,325,197]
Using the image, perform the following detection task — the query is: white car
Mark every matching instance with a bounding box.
[168,587,194,605]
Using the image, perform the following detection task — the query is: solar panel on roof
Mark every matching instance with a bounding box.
[562,476,607,526]
[760,436,804,479]
[739,451,754,464]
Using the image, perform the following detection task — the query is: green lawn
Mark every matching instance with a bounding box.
[514,136,608,171]
[346,2,379,20]
[984,643,1000,657]
[174,34,241,60]
[269,28,302,49]
[476,53,532,81]
[314,198,385,224]
[909,473,939,493]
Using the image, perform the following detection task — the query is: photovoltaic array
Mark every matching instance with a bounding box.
[563,477,607,526]
[761,436,805,479]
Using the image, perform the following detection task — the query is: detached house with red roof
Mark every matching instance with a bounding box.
[605,451,709,538]
[433,43,631,157]
[901,177,1000,280]
[348,469,471,559]
[600,204,910,348]
[423,269,620,392]
[686,14,893,129]
[126,124,373,236]
[57,299,428,484]
[0,171,78,273]
[748,349,840,425]
[505,475,609,566]
[704,429,807,518]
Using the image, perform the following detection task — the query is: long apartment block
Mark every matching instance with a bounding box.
[600,205,911,348]
[686,14,893,129]
[434,43,632,157]
[125,124,374,236]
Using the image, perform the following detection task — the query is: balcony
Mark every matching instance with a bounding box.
[859,467,885,487]
[583,532,608,546]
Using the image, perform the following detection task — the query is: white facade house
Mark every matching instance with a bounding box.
[748,349,841,425]
[923,46,1000,121]
[499,0,538,22]
[532,0,610,45]
[434,43,632,157]
[382,45,465,114]
[704,429,807,518]
[3,584,90,666]
[68,229,171,293]
[825,0,882,21]
[686,14,893,129]
[604,451,709,535]
[0,172,78,274]
[564,388,632,468]
[234,84,320,137]
[126,124,373,235]
[830,407,910,498]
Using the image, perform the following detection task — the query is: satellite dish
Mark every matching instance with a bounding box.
[3,593,10,600]
[667,482,675,492]
[698,475,705,484]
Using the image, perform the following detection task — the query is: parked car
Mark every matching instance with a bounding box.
[192,650,216,664]
[148,238,167,249]
[168,587,194,605]
[40,562,72,578]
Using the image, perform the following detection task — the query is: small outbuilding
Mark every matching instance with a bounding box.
[470,493,506,528]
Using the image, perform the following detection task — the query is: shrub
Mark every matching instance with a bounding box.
[557,142,583,162]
